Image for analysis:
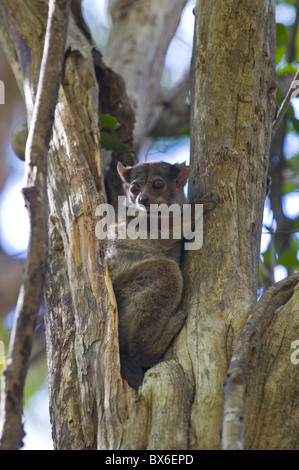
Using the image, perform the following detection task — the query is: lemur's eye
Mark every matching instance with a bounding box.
[152,179,164,190]
[130,182,140,194]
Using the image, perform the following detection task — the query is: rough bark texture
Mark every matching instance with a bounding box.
[183,0,299,450]
[243,284,299,449]
[0,0,128,450]
[1,0,299,451]
[223,273,299,449]
[44,20,131,450]
[185,0,278,448]
[0,0,71,450]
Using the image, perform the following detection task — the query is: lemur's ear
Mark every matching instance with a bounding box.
[117,162,132,182]
[173,162,191,187]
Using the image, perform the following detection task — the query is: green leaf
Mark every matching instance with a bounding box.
[176,125,190,136]
[276,23,287,44]
[277,63,298,76]
[282,181,299,194]
[276,46,285,66]
[261,248,271,266]
[276,0,296,5]
[277,235,299,269]
[286,153,299,172]
[100,131,129,151]
[100,113,120,130]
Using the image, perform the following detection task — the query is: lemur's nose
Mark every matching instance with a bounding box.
[139,194,148,206]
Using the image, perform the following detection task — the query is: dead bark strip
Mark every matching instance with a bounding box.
[223,273,299,449]
[0,0,71,449]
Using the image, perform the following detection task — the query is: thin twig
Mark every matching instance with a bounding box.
[272,67,299,135]
[0,0,71,450]
[222,272,299,450]
[262,230,299,235]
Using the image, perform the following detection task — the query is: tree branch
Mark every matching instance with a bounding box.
[222,272,299,450]
[104,0,188,151]
[272,67,299,135]
[0,0,71,450]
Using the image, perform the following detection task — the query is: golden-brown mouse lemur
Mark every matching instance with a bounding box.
[106,160,219,388]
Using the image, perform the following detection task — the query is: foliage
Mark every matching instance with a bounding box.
[99,113,130,152]
[259,1,299,288]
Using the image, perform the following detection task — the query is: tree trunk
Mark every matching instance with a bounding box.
[186,0,277,448]
[1,0,299,450]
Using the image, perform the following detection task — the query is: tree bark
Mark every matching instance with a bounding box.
[0,0,126,450]
[184,0,299,450]
[183,0,278,448]
[0,0,71,449]
[223,273,299,449]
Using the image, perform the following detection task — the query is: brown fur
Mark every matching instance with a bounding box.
[107,161,219,389]
[114,259,185,366]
